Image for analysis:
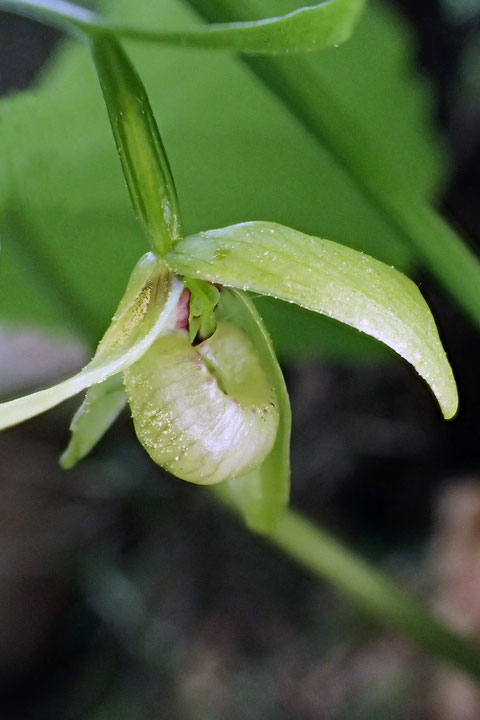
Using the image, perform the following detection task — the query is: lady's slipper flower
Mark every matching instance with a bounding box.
[0,221,458,487]
[0,30,458,531]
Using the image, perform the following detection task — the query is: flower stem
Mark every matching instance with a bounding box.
[90,33,182,256]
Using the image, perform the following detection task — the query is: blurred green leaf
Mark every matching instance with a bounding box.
[0,0,445,362]
[168,221,458,419]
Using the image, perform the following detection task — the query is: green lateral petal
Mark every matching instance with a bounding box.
[60,373,127,469]
[213,289,291,534]
[124,321,280,485]
[0,254,183,431]
[111,0,365,54]
[168,222,458,419]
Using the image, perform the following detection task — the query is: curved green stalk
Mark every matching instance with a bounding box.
[108,0,364,54]
[5,0,480,325]
[211,493,480,679]
[0,0,95,32]
[0,0,364,53]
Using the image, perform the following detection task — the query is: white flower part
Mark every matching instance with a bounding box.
[124,323,280,485]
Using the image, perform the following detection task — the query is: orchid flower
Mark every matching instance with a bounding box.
[0,31,458,533]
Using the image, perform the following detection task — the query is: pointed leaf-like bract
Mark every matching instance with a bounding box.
[0,253,183,431]
[168,222,458,419]
[60,373,127,469]
[213,289,291,534]
[123,320,280,485]
[90,32,182,256]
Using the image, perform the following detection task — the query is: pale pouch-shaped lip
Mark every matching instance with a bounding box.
[124,322,280,485]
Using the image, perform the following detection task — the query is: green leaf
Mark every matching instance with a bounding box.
[0,254,183,430]
[60,373,126,469]
[168,221,459,419]
[2,0,365,54]
[0,0,445,363]
[90,32,182,256]
[123,322,279,485]
[214,289,291,534]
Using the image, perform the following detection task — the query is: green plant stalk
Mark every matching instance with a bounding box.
[0,0,364,53]
[226,502,480,680]
[90,33,182,255]
[187,0,480,329]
